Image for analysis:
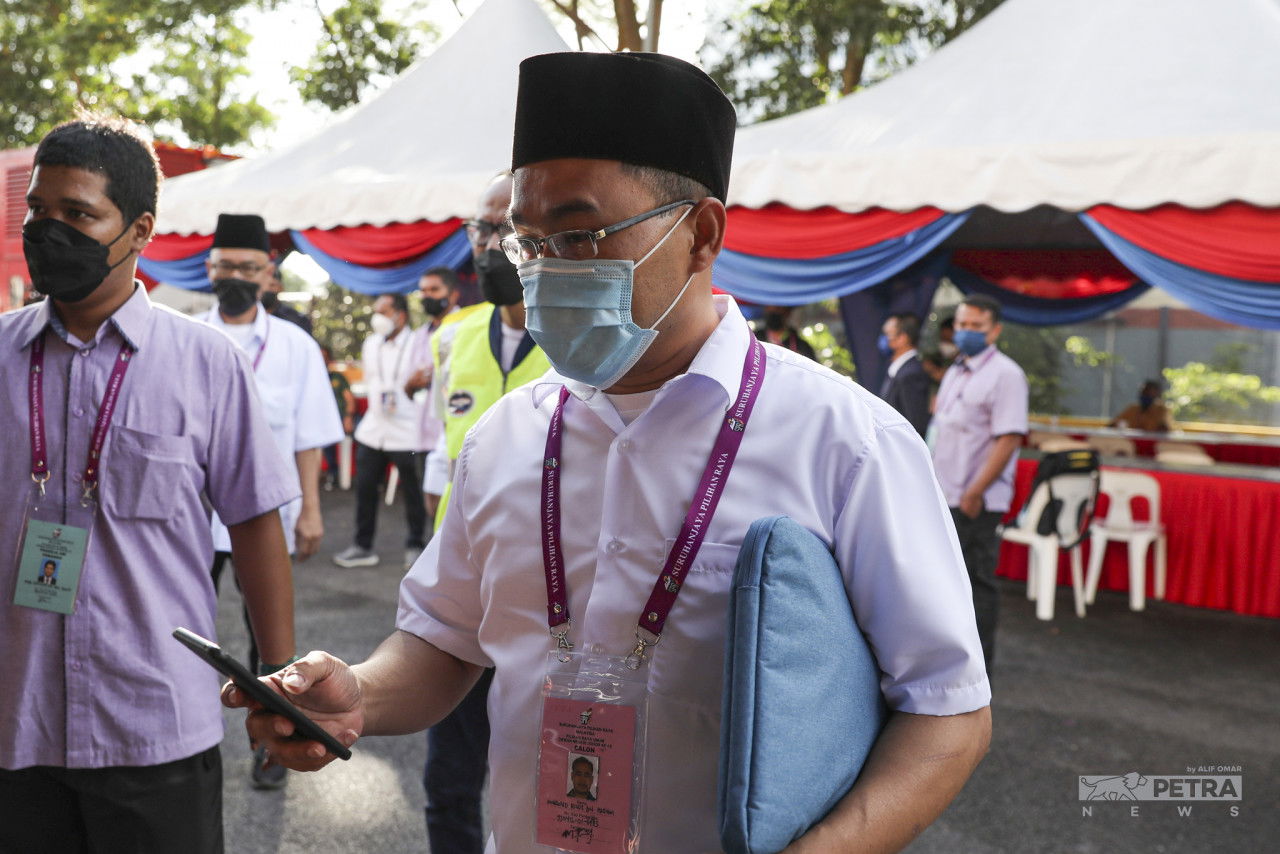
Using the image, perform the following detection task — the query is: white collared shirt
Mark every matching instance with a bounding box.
[355,326,424,452]
[887,347,919,379]
[200,304,343,552]
[398,296,989,854]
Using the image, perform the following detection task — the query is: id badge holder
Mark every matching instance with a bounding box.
[11,485,93,616]
[535,651,649,854]
[380,390,397,414]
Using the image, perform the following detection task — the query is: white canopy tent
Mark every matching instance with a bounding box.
[728,0,1280,214]
[154,0,568,235]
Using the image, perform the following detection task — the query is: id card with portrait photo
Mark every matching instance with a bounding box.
[535,653,647,854]
[12,515,88,616]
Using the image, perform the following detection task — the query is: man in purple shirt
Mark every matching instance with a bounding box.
[0,117,298,854]
[931,294,1028,674]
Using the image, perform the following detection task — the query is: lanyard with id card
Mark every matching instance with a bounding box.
[11,334,132,615]
[534,338,766,854]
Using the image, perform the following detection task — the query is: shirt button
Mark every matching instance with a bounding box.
[617,439,633,452]
[79,348,91,357]
[605,539,623,554]
[71,662,81,671]
[74,407,85,417]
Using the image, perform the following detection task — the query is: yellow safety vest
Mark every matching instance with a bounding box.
[434,304,550,527]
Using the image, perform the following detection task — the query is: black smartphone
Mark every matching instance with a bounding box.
[172,627,352,761]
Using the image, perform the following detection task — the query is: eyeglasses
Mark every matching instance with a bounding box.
[499,200,695,265]
[464,219,505,248]
[210,260,267,277]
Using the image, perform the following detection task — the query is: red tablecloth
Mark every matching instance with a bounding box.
[1047,432,1280,467]
[996,459,1280,619]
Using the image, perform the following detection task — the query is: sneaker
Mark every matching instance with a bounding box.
[251,745,288,790]
[404,547,423,569]
[334,545,379,568]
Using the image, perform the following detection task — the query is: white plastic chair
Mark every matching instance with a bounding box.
[1001,471,1098,620]
[1155,448,1214,466]
[1084,470,1167,611]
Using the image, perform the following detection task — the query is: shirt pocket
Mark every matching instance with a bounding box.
[646,539,742,710]
[105,425,193,521]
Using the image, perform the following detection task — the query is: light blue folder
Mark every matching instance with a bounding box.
[719,516,888,854]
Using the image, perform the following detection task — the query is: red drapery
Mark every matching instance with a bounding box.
[1087,202,1280,282]
[723,204,945,258]
[142,233,213,261]
[297,219,462,266]
[997,459,1280,619]
[950,249,1139,299]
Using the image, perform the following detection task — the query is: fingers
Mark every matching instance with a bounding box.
[274,650,335,696]
[245,709,360,772]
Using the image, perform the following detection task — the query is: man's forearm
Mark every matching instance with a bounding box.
[352,630,483,736]
[967,434,1023,500]
[787,707,992,854]
[296,447,322,512]
[228,509,295,666]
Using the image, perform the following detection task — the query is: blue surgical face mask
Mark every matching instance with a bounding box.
[954,328,989,357]
[876,333,892,357]
[518,207,693,389]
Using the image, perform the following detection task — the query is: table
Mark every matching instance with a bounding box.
[996,457,1280,619]
[1028,422,1280,467]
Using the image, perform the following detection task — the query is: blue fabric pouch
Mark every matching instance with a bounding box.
[718,515,888,854]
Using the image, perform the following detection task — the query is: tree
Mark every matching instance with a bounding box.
[703,0,1007,122]
[0,0,266,148]
[1162,344,1280,425]
[542,0,664,52]
[132,13,275,148]
[290,0,429,111]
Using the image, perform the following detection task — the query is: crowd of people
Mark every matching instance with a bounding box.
[1,51,1030,854]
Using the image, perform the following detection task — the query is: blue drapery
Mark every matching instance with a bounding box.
[1080,213,1280,330]
[839,252,948,389]
[290,228,472,295]
[712,213,969,305]
[946,262,1150,326]
[137,250,213,291]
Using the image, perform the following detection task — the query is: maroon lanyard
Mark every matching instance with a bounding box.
[29,332,134,501]
[540,337,766,668]
[251,316,270,371]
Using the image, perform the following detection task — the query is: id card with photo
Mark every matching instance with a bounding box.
[380,390,397,414]
[12,517,88,615]
[535,697,636,853]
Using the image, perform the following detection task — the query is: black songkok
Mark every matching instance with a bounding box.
[512,52,737,201]
[212,213,270,252]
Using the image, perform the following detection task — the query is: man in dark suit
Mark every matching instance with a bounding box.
[878,313,931,437]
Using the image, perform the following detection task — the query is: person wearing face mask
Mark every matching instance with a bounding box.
[226,54,990,854]
[931,294,1029,675]
[197,213,343,790]
[334,293,430,570]
[0,117,299,854]
[402,266,475,527]
[261,266,314,335]
[423,171,550,531]
[877,313,930,437]
[753,304,815,359]
[1110,380,1173,432]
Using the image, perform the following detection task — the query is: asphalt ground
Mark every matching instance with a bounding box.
[215,485,1279,853]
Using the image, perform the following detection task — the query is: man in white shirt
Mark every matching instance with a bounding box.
[200,213,343,788]
[334,293,428,569]
[229,52,991,854]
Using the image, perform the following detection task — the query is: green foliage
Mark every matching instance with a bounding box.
[1162,345,1280,424]
[133,13,275,148]
[0,0,267,147]
[998,323,1065,414]
[801,321,856,379]
[704,0,1007,122]
[290,0,428,112]
[1065,334,1122,369]
[308,284,376,361]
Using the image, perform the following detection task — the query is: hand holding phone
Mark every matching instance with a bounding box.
[173,627,353,761]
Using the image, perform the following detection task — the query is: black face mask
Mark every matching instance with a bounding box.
[763,311,787,332]
[23,218,134,303]
[259,290,280,311]
[421,296,449,318]
[213,278,260,317]
[475,248,523,307]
